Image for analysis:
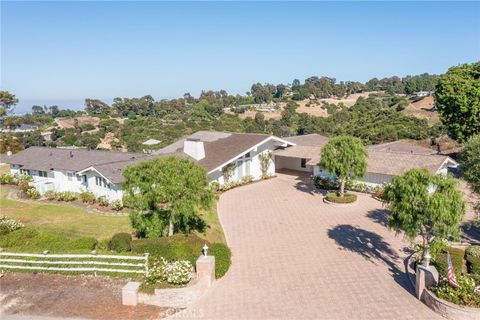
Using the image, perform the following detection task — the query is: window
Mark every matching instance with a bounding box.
[95,176,109,188]
[38,171,48,178]
[20,169,30,176]
[244,152,251,158]
[67,172,73,181]
[301,158,307,168]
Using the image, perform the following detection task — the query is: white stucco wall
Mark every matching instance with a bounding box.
[9,166,123,202]
[275,155,311,172]
[209,140,277,185]
[312,165,393,187]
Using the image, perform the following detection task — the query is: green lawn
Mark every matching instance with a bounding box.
[197,202,226,244]
[0,186,132,240]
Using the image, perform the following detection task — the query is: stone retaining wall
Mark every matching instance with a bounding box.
[422,289,480,320]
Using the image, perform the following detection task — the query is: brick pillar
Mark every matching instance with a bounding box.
[416,265,439,300]
[122,281,141,306]
[196,255,215,286]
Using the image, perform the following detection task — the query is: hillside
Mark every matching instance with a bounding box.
[402,96,439,125]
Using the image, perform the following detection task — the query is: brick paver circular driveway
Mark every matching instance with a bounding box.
[180,173,441,319]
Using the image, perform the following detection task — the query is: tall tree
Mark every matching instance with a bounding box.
[459,135,480,192]
[435,62,480,142]
[85,98,111,115]
[0,91,19,116]
[319,135,367,196]
[384,169,465,267]
[122,157,212,237]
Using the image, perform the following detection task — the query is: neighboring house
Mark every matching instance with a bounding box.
[4,131,294,201]
[413,91,433,98]
[274,134,458,187]
[0,124,39,133]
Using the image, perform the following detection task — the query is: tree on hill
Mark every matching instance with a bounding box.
[435,62,480,142]
[459,135,480,192]
[384,169,465,267]
[0,91,18,116]
[85,98,111,116]
[122,157,213,238]
[319,136,367,196]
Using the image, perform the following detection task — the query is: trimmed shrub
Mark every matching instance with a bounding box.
[110,200,123,211]
[56,191,77,202]
[466,245,480,275]
[132,234,206,264]
[44,190,57,200]
[24,187,41,199]
[108,232,132,252]
[210,243,232,278]
[325,192,357,204]
[79,191,96,204]
[313,176,339,190]
[434,247,465,278]
[97,196,109,207]
[0,227,96,252]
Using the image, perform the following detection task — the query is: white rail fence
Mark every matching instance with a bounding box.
[0,252,149,275]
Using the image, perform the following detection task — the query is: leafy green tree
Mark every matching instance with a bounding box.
[459,135,480,192]
[123,157,213,238]
[384,169,465,267]
[319,136,367,196]
[85,98,111,116]
[435,62,480,142]
[0,91,19,115]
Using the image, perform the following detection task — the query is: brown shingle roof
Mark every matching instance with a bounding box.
[154,131,274,172]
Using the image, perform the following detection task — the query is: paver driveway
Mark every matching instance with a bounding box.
[178,173,441,319]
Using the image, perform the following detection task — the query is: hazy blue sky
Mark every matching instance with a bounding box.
[1,1,479,113]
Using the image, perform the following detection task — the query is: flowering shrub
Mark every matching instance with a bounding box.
[56,191,77,201]
[43,190,57,200]
[79,191,96,204]
[0,215,25,235]
[431,275,480,307]
[146,257,193,285]
[110,200,123,211]
[0,173,17,185]
[97,196,109,207]
[24,187,41,199]
[17,175,33,191]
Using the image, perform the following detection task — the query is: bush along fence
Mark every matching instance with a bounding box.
[0,251,149,276]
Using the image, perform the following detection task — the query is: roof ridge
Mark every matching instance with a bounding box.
[368,150,444,157]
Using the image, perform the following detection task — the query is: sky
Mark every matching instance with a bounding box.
[1,1,479,114]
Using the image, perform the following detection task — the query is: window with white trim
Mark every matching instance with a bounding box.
[67,172,73,181]
[20,169,30,176]
[38,171,48,178]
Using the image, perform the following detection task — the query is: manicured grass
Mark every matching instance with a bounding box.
[196,201,226,244]
[0,186,132,240]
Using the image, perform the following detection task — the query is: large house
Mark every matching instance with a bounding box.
[3,131,459,202]
[274,134,458,186]
[4,131,294,201]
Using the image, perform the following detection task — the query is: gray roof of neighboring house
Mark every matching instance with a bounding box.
[4,147,150,183]
[284,134,329,147]
[277,134,456,176]
[367,140,436,155]
[154,131,276,172]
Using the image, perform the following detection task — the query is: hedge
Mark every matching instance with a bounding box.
[0,227,97,253]
[108,232,132,253]
[466,246,480,275]
[132,234,206,264]
[326,192,357,204]
[434,247,465,278]
[209,243,231,278]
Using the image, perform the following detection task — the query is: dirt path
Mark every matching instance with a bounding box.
[0,272,173,320]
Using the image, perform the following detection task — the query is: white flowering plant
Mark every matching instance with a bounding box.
[0,215,25,235]
[145,257,193,285]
